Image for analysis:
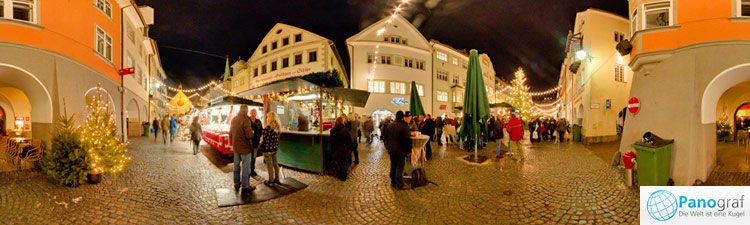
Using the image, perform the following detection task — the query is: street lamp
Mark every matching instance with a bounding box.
[575,50,587,60]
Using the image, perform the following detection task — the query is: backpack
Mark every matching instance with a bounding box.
[410,168,428,187]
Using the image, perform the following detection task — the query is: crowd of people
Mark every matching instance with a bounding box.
[156,104,578,193]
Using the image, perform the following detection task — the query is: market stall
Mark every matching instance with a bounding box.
[237,78,369,173]
[200,96,262,154]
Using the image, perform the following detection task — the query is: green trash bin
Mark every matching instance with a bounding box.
[572,125,582,142]
[631,143,673,186]
[142,123,150,137]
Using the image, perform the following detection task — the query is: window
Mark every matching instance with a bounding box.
[452,74,459,84]
[271,41,278,50]
[631,9,638,35]
[367,54,373,64]
[5,0,35,23]
[95,0,112,18]
[437,52,447,61]
[368,80,385,93]
[615,64,626,82]
[253,68,258,77]
[380,55,391,65]
[643,1,671,29]
[390,36,400,43]
[271,61,277,71]
[282,37,289,46]
[390,82,406,94]
[462,62,468,69]
[416,61,424,70]
[308,51,317,62]
[295,34,302,42]
[452,57,458,65]
[295,54,302,65]
[261,64,267,74]
[437,91,448,102]
[437,70,448,81]
[614,32,625,42]
[126,24,135,42]
[453,91,463,103]
[126,54,134,68]
[282,57,289,68]
[95,25,113,61]
[404,58,413,68]
[262,46,267,54]
[416,84,424,96]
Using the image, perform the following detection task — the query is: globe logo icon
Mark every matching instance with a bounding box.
[647,190,678,221]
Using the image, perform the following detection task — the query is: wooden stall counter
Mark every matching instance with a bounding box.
[277,130,331,174]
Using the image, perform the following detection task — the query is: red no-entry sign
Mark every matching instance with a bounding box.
[628,97,640,114]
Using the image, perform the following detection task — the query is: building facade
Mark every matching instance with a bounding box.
[347,15,498,121]
[557,8,633,144]
[0,0,165,144]
[121,2,156,137]
[619,0,750,185]
[230,23,348,94]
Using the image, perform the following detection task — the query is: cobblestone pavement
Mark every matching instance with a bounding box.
[0,136,645,224]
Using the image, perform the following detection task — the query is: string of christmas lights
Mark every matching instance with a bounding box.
[368,0,411,81]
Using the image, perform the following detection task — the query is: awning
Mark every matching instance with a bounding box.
[236,78,370,108]
[209,96,262,107]
[237,78,318,97]
[323,87,370,108]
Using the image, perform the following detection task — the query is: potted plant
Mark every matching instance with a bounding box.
[40,101,92,187]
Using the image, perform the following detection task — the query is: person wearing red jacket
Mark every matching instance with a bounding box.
[505,114,525,161]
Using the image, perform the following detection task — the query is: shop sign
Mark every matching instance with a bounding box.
[24,124,30,130]
[277,105,285,114]
[628,97,640,114]
[15,116,23,121]
[440,104,447,110]
[591,103,600,109]
[391,97,408,106]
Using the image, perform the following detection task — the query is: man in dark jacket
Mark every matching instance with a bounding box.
[331,116,352,181]
[346,114,359,164]
[230,105,256,192]
[249,109,263,176]
[435,115,444,145]
[383,111,412,190]
[420,114,435,158]
[380,116,392,147]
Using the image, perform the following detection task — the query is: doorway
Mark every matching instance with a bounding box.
[371,109,394,135]
[0,106,4,136]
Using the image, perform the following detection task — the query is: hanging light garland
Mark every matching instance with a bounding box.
[529,85,562,96]
[368,0,411,81]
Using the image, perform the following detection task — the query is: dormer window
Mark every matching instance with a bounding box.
[262,46,267,54]
[272,41,278,50]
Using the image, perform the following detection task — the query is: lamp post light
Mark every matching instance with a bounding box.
[575,50,587,60]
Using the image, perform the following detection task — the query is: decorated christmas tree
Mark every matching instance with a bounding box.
[81,85,131,176]
[507,68,534,121]
[716,112,732,141]
[41,100,91,187]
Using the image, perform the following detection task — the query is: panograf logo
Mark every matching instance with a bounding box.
[641,186,749,224]
[646,190,679,221]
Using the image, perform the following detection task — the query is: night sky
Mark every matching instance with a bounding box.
[135,0,628,92]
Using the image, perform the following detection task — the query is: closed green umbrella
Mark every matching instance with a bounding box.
[409,81,425,117]
[459,50,490,161]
